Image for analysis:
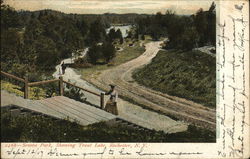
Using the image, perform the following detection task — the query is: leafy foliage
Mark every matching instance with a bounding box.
[1,80,46,100]
[0,5,110,78]
[136,2,216,49]
[64,82,86,103]
[1,3,122,79]
[179,27,200,50]
[87,44,102,64]
[85,19,107,45]
[87,42,116,64]
[102,42,116,63]
[107,28,123,43]
[1,0,21,29]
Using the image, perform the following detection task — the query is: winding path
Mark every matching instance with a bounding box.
[85,41,216,130]
[52,47,188,134]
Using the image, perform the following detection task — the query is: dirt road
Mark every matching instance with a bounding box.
[53,47,188,134]
[85,41,216,130]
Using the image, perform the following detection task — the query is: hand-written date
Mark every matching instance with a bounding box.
[5,146,203,158]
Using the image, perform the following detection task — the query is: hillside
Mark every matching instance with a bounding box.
[133,50,216,107]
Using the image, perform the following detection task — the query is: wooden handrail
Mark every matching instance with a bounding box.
[28,79,59,86]
[1,71,103,108]
[62,80,100,97]
[1,71,25,82]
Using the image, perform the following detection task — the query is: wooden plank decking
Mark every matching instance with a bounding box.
[1,90,116,126]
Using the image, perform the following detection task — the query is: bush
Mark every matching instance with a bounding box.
[64,81,86,103]
[1,80,46,99]
[42,82,59,98]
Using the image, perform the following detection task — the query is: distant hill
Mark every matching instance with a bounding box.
[18,9,148,27]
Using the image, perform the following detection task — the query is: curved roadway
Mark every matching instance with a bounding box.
[85,41,216,130]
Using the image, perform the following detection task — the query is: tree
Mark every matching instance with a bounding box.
[1,29,22,70]
[137,17,147,35]
[24,18,43,43]
[115,29,123,44]
[103,42,116,63]
[165,14,193,49]
[35,36,59,70]
[209,2,216,13]
[180,27,199,50]
[76,19,88,36]
[149,24,161,41]
[1,5,96,78]
[194,8,208,46]
[207,2,216,45]
[115,29,123,40]
[1,1,21,30]
[108,28,116,41]
[87,19,107,44]
[119,37,124,44]
[134,28,139,40]
[87,44,102,64]
[155,12,163,27]
[108,28,123,42]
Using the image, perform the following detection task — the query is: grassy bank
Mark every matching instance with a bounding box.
[79,39,145,79]
[133,50,216,107]
[1,110,215,142]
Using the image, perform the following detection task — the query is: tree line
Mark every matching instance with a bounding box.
[1,0,215,78]
[136,2,216,50]
[1,1,117,79]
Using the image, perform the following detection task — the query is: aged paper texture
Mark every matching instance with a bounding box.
[1,0,249,158]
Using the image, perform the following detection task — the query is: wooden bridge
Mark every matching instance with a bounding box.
[0,71,115,125]
[1,90,116,125]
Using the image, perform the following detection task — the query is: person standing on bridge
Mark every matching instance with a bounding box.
[104,84,118,115]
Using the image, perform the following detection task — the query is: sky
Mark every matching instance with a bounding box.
[4,0,213,15]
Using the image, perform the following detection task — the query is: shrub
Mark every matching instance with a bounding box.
[64,81,86,103]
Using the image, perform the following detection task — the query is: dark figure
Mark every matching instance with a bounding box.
[61,62,66,75]
[104,84,118,115]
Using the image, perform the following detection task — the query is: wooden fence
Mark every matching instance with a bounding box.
[0,71,105,109]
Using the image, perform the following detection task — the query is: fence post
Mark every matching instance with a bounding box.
[100,92,105,109]
[24,76,29,99]
[59,76,64,96]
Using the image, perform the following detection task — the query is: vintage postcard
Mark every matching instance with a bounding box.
[0,0,249,158]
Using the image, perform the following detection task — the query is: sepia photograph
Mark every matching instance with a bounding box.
[0,0,249,158]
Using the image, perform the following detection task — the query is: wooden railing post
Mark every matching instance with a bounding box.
[100,92,105,109]
[59,76,64,96]
[24,76,29,99]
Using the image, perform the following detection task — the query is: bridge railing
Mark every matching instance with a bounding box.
[0,71,105,109]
